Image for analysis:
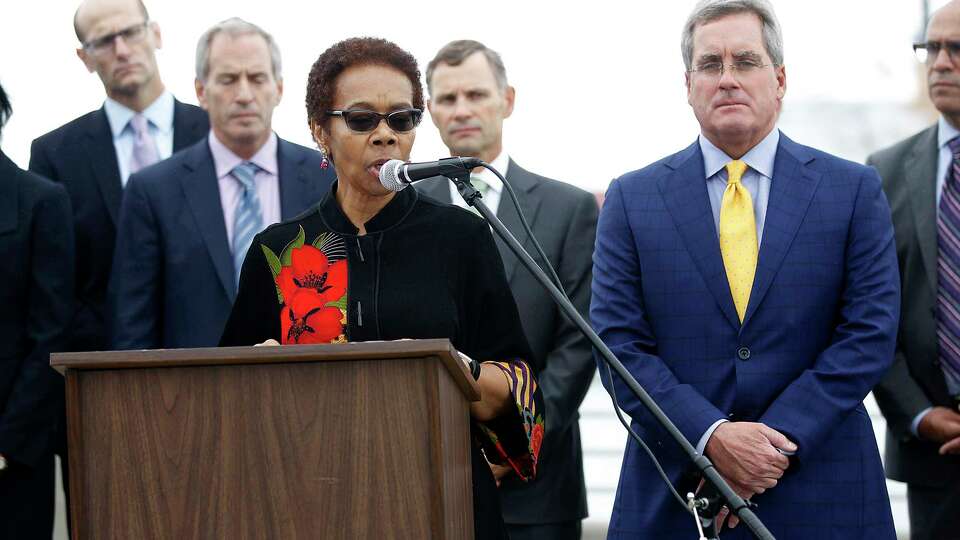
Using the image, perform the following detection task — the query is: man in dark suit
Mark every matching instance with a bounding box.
[418,40,597,540]
[0,82,74,538]
[868,2,960,537]
[591,1,900,538]
[29,0,208,352]
[27,0,207,524]
[109,18,333,349]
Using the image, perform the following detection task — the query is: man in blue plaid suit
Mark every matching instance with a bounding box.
[590,1,900,538]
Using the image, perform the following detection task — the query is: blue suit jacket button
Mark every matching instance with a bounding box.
[737,347,751,360]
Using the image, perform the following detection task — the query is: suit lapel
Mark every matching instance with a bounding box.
[83,108,123,224]
[180,142,235,302]
[418,176,454,203]
[0,153,19,235]
[659,142,741,330]
[740,135,820,328]
[497,161,540,283]
[905,127,939,293]
[277,139,309,219]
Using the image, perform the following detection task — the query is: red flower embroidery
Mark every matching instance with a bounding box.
[281,289,344,344]
[275,245,346,304]
[530,422,544,459]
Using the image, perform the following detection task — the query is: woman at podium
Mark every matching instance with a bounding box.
[219,37,543,540]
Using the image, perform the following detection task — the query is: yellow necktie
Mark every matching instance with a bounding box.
[718,160,757,322]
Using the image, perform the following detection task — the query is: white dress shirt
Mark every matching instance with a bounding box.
[447,151,509,214]
[103,91,175,187]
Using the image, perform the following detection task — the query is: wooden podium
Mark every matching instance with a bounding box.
[51,339,480,540]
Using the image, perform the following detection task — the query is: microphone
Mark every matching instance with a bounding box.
[379,157,483,192]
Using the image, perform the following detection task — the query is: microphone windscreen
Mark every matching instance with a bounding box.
[379,160,407,192]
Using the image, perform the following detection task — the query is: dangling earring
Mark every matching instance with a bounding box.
[319,146,330,170]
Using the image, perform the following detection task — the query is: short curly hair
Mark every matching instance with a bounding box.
[305,37,424,132]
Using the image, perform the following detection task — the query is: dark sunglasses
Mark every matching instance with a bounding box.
[326,108,422,133]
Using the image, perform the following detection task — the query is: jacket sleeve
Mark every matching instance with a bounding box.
[108,173,163,349]
[537,191,598,450]
[865,153,932,441]
[28,139,57,182]
[760,167,901,462]
[0,182,74,467]
[591,177,726,448]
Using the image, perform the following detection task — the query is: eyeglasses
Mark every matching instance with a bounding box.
[687,59,773,80]
[914,41,960,65]
[326,108,422,133]
[83,21,150,56]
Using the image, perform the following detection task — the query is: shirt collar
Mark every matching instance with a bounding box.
[699,128,780,181]
[939,116,960,150]
[473,151,509,194]
[103,91,175,138]
[208,131,279,179]
[318,180,419,236]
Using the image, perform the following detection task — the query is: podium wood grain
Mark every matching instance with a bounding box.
[53,341,478,539]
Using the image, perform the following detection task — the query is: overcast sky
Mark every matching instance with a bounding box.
[0,0,934,191]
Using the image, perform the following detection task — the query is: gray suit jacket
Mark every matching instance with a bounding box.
[869,125,960,486]
[417,159,597,524]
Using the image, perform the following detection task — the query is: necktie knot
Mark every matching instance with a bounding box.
[725,160,748,185]
[231,162,259,192]
[471,174,490,197]
[129,114,149,135]
[949,136,960,158]
[127,114,159,176]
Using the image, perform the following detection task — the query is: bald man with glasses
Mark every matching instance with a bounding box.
[30,0,208,355]
[28,0,208,526]
[868,2,960,538]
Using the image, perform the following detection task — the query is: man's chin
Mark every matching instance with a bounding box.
[223,128,268,147]
[445,142,482,158]
[109,79,144,97]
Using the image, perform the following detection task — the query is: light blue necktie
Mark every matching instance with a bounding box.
[231,162,263,288]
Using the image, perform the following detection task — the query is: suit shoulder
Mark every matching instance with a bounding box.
[415,190,487,228]
[788,141,885,193]
[278,138,327,169]
[32,109,103,149]
[9,165,69,205]
[126,144,195,190]
[523,170,595,201]
[867,126,935,171]
[614,150,686,190]
[281,139,320,157]
[177,101,206,116]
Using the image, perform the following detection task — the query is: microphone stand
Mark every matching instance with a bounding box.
[448,172,775,540]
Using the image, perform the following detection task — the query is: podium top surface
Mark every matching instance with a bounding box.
[51,339,479,399]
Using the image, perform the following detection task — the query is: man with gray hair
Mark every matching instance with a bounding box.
[591,0,899,537]
[108,17,333,349]
[418,39,598,540]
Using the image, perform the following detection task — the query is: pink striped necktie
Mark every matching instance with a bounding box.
[937,136,960,392]
[128,113,160,175]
